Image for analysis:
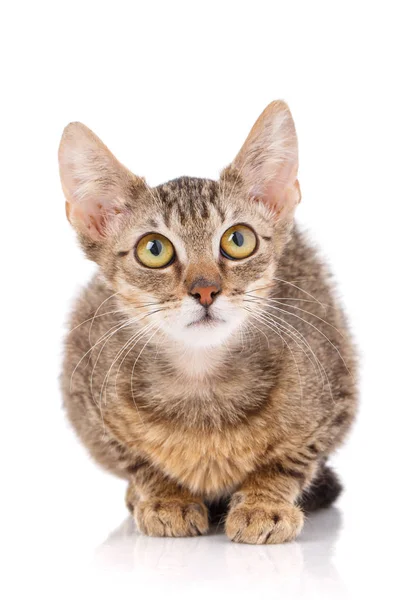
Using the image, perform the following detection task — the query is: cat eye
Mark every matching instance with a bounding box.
[135,233,175,268]
[220,224,257,260]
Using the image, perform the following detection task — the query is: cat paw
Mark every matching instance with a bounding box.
[225,499,304,544]
[134,498,209,537]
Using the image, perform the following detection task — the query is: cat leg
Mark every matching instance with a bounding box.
[225,460,318,544]
[125,461,209,537]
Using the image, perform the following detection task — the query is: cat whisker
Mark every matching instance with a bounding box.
[99,322,158,428]
[245,300,324,376]
[269,299,342,335]
[70,316,136,392]
[92,318,151,408]
[265,302,353,378]
[248,308,331,409]
[98,320,159,414]
[69,300,165,336]
[273,277,326,309]
[247,295,342,337]
[95,318,163,432]
[114,318,162,396]
[71,307,161,394]
[246,316,269,350]
[267,309,334,404]
[243,308,304,403]
[238,320,255,352]
[249,294,330,308]
[68,309,128,334]
[88,291,120,345]
[244,295,346,390]
[95,310,164,407]
[244,288,328,310]
[243,301,329,397]
[129,323,163,410]
[244,285,275,296]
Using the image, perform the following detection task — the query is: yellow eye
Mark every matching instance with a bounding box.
[135,233,175,268]
[220,224,257,260]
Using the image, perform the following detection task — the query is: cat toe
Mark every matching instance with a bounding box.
[225,501,303,544]
[134,498,209,537]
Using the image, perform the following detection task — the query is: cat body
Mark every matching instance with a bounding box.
[60,102,357,543]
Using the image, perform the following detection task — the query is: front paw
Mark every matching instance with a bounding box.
[225,496,304,544]
[134,498,209,538]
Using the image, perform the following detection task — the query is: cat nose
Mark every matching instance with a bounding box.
[190,280,221,307]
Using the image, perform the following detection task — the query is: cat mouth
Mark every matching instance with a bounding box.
[187,314,225,328]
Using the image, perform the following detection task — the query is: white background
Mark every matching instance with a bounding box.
[1,2,399,599]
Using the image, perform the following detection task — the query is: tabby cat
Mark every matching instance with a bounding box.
[59,101,357,544]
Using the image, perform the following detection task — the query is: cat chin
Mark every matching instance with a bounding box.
[165,320,241,349]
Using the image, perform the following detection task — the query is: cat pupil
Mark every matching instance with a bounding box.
[232,231,244,247]
[148,240,162,256]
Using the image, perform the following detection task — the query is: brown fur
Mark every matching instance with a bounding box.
[59,101,357,544]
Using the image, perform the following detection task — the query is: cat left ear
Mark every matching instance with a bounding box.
[227,100,301,219]
[59,122,143,241]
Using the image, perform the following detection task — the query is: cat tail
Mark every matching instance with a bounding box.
[299,463,343,512]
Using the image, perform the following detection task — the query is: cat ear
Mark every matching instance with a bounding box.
[59,122,143,241]
[229,100,300,219]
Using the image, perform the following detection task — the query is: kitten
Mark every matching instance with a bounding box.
[59,101,357,544]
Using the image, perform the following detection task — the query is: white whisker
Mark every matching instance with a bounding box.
[91,314,156,407]
[68,309,127,334]
[243,301,330,398]
[273,277,325,309]
[88,292,120,345]
[244,308,304,404]
[266,302,353,378]
[69,316,136,392]
[130,324,162,409]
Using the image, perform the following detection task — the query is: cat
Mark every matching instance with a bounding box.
[59,100,357,544]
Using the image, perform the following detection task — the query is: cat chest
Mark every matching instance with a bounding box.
[127,367,276,496]
[139,421,266,498]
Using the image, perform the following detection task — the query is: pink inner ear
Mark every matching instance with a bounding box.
[68,196,124,241]
[230,101,300,220]
[250,161,300,218]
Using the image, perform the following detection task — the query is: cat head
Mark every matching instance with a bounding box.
[59,100,300,348]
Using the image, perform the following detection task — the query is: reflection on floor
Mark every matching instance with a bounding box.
[95,507,347,598]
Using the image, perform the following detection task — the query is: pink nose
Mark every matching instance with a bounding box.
[190,282,221,306]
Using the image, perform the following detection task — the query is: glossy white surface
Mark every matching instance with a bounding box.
[6,458,399,600]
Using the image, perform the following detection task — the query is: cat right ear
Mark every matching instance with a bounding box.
[58,122,143,242]
[224,100,301,220]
